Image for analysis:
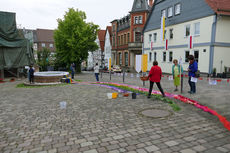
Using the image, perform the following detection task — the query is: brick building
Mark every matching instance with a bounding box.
[111,0,153,71]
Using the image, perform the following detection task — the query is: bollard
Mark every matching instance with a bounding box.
[132,93,136,99]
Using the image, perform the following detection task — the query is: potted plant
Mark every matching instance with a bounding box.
[212,68,216,78]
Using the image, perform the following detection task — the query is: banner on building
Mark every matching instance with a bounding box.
[135,55,142,73]
[142,54,148,72]
[188,35,193,49]
[108,58,111,70]
[150,41,153,50]
[165,39,168,50]
[161,15,166,41]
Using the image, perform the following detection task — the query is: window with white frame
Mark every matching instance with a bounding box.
[119,53,122,65]
[194,50,199,63]
[169,29,173,39]
[154,52,157,61]
[185,51,190,62]
[194,22,200,36]
[163,52,166,62]
[169,51,173,62]
[125,52,128,66]
[149,52,152,61]
[153,33,157,42]
[134,16,142,24]
[49,43,53,48]
[185,25,190,37]
[161,9,166,18]
[149,34,152,42]
[175,3,181,15]
[139,16,142,24]
[42,43,45,47]
[168,7,173,17]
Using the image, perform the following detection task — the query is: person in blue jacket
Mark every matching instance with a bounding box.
[187,55,198,94]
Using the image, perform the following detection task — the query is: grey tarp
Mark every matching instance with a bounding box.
[0,11,34,69]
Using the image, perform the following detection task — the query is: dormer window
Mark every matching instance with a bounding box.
[136,0,141,8]
[168,7,173,17]
[175,3,181,15]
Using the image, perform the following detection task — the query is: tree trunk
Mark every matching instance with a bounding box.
[76,61,81,73]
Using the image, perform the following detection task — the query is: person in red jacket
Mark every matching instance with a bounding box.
[147,61,165,98]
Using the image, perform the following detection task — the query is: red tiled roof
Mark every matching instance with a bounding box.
[206,0,230,16]
[98,30,106,51]
[35,29,54,43]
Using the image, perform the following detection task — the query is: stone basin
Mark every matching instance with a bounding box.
[34,71,69,83]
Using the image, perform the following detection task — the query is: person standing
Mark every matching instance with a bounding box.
[29,65,34,84]
[147,61,165,98]
[187,55,198,94]
[70,63,75,79]
[94,63,99,82]
[172,59,183,91]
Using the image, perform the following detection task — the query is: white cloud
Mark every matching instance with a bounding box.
[0,0,134,30]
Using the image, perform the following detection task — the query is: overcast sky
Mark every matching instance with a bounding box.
[0,0,134,30]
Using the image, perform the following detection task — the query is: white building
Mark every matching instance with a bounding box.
[143,0,230,74]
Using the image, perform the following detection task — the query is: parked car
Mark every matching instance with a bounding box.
[112,65,122,73]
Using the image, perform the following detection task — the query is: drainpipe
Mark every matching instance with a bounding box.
[209,15,217,74]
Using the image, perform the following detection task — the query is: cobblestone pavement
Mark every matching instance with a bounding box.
[0,72,230,153]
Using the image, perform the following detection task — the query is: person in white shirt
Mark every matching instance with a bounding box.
[94,63,99,81]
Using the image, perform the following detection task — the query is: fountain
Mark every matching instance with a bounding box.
[34,71,69,83]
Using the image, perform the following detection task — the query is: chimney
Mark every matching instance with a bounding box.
[149,0,154,7]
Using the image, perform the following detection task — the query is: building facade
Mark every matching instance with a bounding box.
[111,0,153,72]
[143,0,230,74]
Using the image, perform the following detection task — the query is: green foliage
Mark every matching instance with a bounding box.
[37,48,51,71]
[16,83,69,88]
[54,8,99,72]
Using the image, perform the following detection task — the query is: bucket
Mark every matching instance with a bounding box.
[132,93,136,99]
[107,93,113,99]
[112,93,118,99]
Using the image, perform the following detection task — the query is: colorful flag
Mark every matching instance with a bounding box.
[161,15,166,41]
[188,35,193,49]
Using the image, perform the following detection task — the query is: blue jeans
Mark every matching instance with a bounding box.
[188,77,196,93]
[95,73,99,81]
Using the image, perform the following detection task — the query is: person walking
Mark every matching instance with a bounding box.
[94,63,99,82]
[147,61,165,98]
[187,55,198,94]
[70,63,75,79]
[29,65,34,84]
[172,59,183,91]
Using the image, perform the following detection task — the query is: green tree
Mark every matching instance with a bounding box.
[37,48,51,71]
[54,8,99,72]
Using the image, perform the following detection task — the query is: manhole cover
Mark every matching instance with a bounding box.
[140,108,172,118]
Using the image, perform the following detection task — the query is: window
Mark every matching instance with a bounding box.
[118,36,120,46]
[164,30,167,40]
[153,33,157,42]
[139,16,142,24]
[149,34,152,42]
[185,51,190,62]
[194,50,199,63]
[125,52,128,66]
[169,51,173,62]
[168,7,173,17]
[124,34,127,44]
[169,29,173,39]
[154,52,157,61]
[163,52,166,62]
[127,33,130,43]
[119,53,122,65]
[112,36,115,46]
[185,25,190,37]
[149,52,152,61]
[135,32,141,42]
[161,9,166,18]
[49,43,53,48]
[194,22,200,36]
[134,16,142,24]
[175,3,181,15]
[121,35,123,45]
[42,43,45,47]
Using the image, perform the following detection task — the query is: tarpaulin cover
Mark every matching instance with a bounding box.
[0,11,34,69]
